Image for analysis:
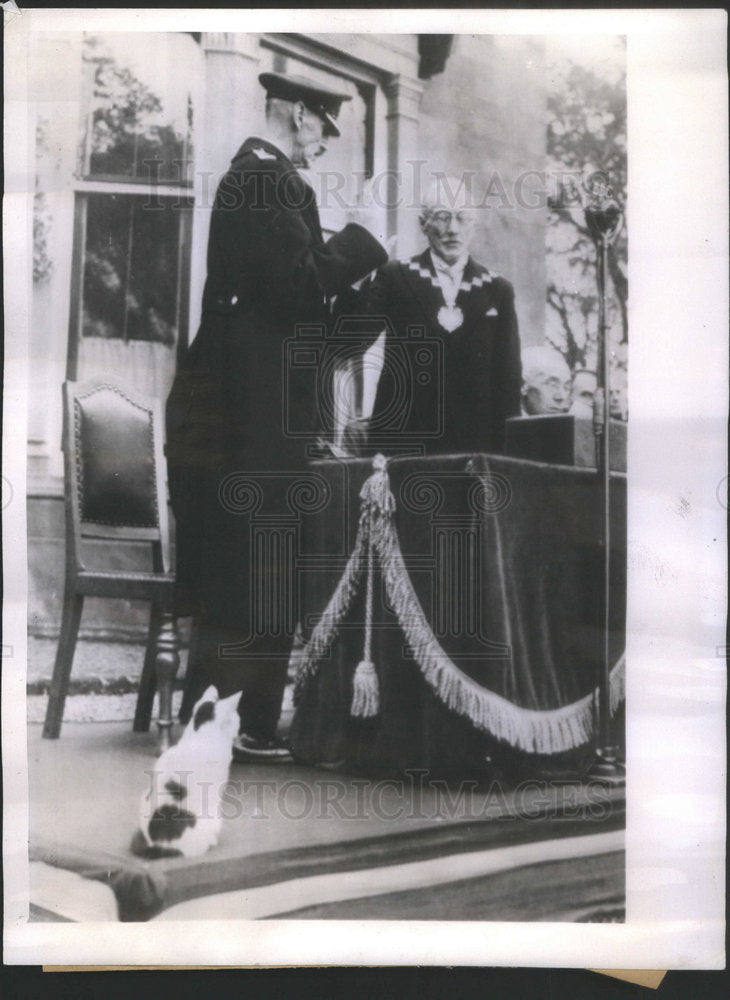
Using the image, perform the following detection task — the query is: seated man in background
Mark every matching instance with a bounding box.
[609,368,628,421]
[569,368,597,419]
[349,176,522,456]
[520,345,571,416]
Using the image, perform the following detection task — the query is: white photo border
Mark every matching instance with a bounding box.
[3,7,726,969]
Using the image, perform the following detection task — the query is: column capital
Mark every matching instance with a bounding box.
[201,32,260,62]
[383,73,425,115]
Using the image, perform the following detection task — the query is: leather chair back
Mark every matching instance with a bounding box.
[64,380,171,572]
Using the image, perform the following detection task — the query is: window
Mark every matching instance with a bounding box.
[67,33,199,400]
[79,34,194,185]
[80,193,190,346]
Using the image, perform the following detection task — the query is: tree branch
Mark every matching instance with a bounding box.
[548,198,592,239]
[547,284,584,368]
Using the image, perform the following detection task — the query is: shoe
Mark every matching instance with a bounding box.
[232,732,293,763]
[314,759,347,772]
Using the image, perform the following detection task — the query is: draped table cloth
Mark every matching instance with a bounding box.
[290,453,626,779]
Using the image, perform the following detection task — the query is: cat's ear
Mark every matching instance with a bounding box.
[200,685,219,703]
[219,691,242,713]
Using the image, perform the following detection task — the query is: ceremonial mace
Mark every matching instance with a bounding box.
[583,174,625,782]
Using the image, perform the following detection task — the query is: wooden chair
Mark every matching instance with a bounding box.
[43,379,180,750]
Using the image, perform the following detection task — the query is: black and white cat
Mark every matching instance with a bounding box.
[131,686,241,859]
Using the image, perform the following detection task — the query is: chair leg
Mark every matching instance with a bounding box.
[154,610,180,754]
[43,592,84,739]
[133,603,161,733]
[178,615,201,724]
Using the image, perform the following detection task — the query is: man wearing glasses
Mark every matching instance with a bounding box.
[354,177,522,456]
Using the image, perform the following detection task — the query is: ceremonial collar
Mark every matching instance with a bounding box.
[404,249,495,294]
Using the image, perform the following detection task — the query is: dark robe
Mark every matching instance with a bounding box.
[360,248,522,456]
[166,137,386,728]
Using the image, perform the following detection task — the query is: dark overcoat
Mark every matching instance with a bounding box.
[166,137,387,636]
[361,248,522,456]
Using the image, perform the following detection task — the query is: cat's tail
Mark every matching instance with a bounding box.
[130,828,183,860]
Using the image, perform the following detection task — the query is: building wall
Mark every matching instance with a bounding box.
[28,31,85,489]
[417,34,547,345]
[27,31,547,639]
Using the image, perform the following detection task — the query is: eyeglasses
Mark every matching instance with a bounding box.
[428,211,473,229]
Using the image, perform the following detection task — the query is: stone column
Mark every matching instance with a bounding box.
[28,31,85,488]
[383,74,424,259]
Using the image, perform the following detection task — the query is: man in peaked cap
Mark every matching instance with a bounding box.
[166,70,387,761]
[258,71,349,140]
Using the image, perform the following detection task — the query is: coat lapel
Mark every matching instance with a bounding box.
[399,249,445,326]
[455,257,499,330]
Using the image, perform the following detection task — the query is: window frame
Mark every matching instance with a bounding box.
[67,33,198,381]
[66,186,194,381]
[77,33,196,189]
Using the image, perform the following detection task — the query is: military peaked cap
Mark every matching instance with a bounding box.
[258,71,351,137]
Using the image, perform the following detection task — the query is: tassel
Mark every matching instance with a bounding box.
[351,474,380,718]
[351,659,379,717]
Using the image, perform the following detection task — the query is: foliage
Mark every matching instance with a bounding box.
[84,34,187,181]
[546,41,628,374]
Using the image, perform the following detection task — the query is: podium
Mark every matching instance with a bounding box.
[505,414,627,472]
[290,452,626,779]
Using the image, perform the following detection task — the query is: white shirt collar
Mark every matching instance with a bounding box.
[430,249,469,279]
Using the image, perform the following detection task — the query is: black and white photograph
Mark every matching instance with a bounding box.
[3,8,726,968]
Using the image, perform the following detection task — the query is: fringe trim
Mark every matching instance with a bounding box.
[373,504,624,754]
[610,655,625,715]
[295,459,627,754]
[293,528,365,702]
